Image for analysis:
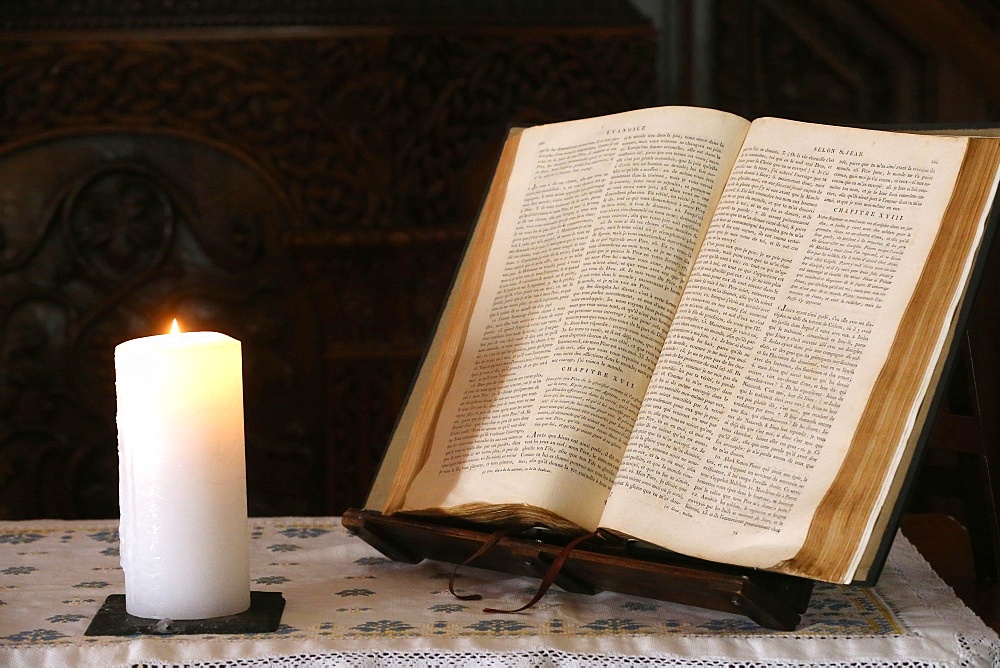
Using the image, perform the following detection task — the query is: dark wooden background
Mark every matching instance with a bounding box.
[0,0,997,520]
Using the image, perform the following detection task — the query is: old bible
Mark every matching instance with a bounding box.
[362,106,1000,586]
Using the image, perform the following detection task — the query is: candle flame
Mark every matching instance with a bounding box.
[169,319,181,334]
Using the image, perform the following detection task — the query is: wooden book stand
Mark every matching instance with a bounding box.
[343,128,1000,633]
[342,508,814,630]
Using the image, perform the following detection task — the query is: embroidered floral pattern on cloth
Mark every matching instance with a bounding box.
[0,517,996,667]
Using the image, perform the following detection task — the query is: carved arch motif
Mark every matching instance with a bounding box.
[0,132,323,518]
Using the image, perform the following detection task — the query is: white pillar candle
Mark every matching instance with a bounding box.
[115,322,251,620]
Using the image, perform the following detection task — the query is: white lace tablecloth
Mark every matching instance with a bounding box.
[0,516,997,667]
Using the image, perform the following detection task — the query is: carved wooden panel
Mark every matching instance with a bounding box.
[707,0,1000,124]
[0,133,324,518]
[0,2,656,518]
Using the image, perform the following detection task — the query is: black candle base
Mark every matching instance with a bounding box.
[84,591,285,636]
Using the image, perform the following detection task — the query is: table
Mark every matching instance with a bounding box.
[1,517,997,667]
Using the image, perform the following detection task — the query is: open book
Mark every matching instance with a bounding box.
[365,106,1000,585]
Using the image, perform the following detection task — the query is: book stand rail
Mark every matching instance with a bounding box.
[342,509,814,630]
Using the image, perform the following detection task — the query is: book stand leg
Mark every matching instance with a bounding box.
[920,333,1000,583]
[915,213,1000,583]
[342,509,813,630]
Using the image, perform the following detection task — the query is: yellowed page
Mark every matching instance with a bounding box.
[792,137,1000,582]
[371,130,525,513]
[400,107,751,529]
[601,118,975,578]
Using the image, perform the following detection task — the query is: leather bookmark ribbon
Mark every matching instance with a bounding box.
[448,528,512,601]
[484,529,599,614]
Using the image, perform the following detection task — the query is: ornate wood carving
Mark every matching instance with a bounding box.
[0,133,324,518]
[708,0,1000,123]
[0,2,656,518]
